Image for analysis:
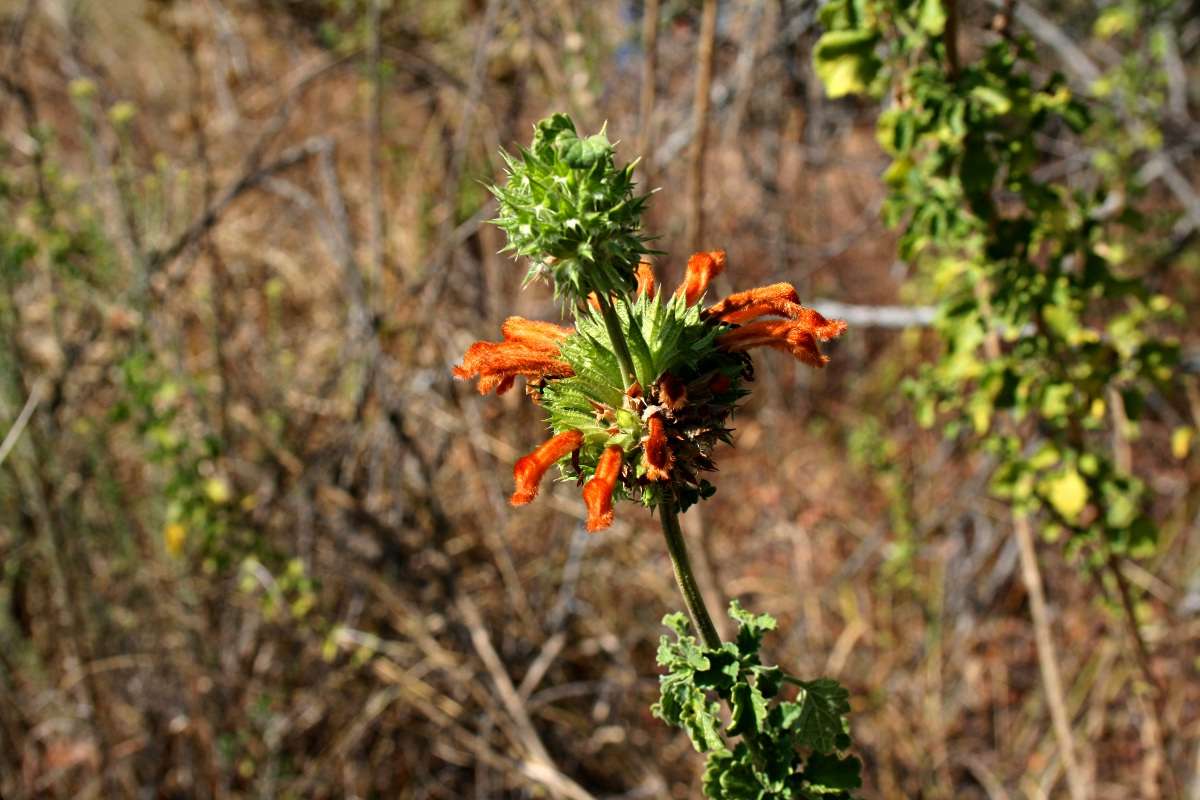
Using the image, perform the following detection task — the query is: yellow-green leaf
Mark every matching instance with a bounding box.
[1044,468,1088,522]
[814,30,881,98]
[1172,426,1194,460]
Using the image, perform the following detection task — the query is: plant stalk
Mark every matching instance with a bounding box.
[596,292,639,392]
[659,492,722,650]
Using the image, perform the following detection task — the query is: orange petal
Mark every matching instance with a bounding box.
[636,259,657,297]
[717,319,830,368]
[790,306,848,342]
[675,250,727,306]
[583,445,623,532]
[476,374,516,395]
[501,317,574,350]
[643,414,673,481]
[453,340,574,394]
[705,282,799,323]
[511,430,584,506]
[706,283,847,340]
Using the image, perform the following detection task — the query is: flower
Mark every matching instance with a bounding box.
[490,114,653,306]
[677,250,727,306]
[512,430,585,505]
[642,413,673,481]
[452,316,574,395]
[636,259,658,297]
[583,445,623,531]
[453,251,846,531]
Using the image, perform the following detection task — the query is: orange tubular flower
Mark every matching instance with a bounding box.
[717,319,831,368]
[676,250,727,306]
[511,430,584,506]
[582,445,623,531]
[500,316,574,350]
[643,414,673,481]
[453,316,575,395]
[636,259,658,297]
[705,283,848,341]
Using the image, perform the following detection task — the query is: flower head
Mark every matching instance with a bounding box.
[455,253,845,528]
[457,114,847,531]
[490,114,654,306]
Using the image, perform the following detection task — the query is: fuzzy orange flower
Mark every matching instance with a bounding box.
[583,445,623,531]
[636,259,658,297]
[717,319,829,367]
[676,250,727,306]
[705,283,847,341]
[511,430,585,506]
[453,316,575,395]
[643,414,673,481]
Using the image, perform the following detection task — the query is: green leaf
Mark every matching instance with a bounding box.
[802,751,863,792]
[729,600,777,659]
[813,29,881,98]
[970,86,1012,115]
[727,681,768,737]
[785,679,851,754]
[918,0,946,35]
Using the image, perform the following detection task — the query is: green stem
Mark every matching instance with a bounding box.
[658,493,721,649]
[660,493,767,767]
[596,292,638,392]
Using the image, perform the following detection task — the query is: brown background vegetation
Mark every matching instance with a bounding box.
[1,0,1198,797]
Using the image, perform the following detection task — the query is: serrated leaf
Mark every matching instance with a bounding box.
[727,681,769,737]
[786,679,851,753]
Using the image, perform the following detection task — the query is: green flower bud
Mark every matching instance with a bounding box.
[490,113,654,305]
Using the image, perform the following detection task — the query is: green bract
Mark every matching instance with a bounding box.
[540,291,748,511]
[490,113,654,305]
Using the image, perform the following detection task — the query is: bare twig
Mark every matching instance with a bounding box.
[416,0,502,307]
[0,379,43,468]
[147,136,328,272]
[635,0,660,187]
[457,596,596,800]
[809,299,936,328]
[1013,512,1089,800]
[687,0,719,253]
[366,0,387,294]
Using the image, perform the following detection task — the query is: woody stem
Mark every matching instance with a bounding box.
[659,493,722,649]
[596,292,638,392]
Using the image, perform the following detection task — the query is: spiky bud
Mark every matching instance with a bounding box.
[490,113,653,306]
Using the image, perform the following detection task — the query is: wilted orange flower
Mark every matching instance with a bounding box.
[452,316,574,395]
[583,445,623,531]
[676,250,727,306]
[511,430,585,506]
[643,414,673,481]
[658,373,687,412]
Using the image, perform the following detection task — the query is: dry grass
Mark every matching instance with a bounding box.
[0,1,1198,798]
